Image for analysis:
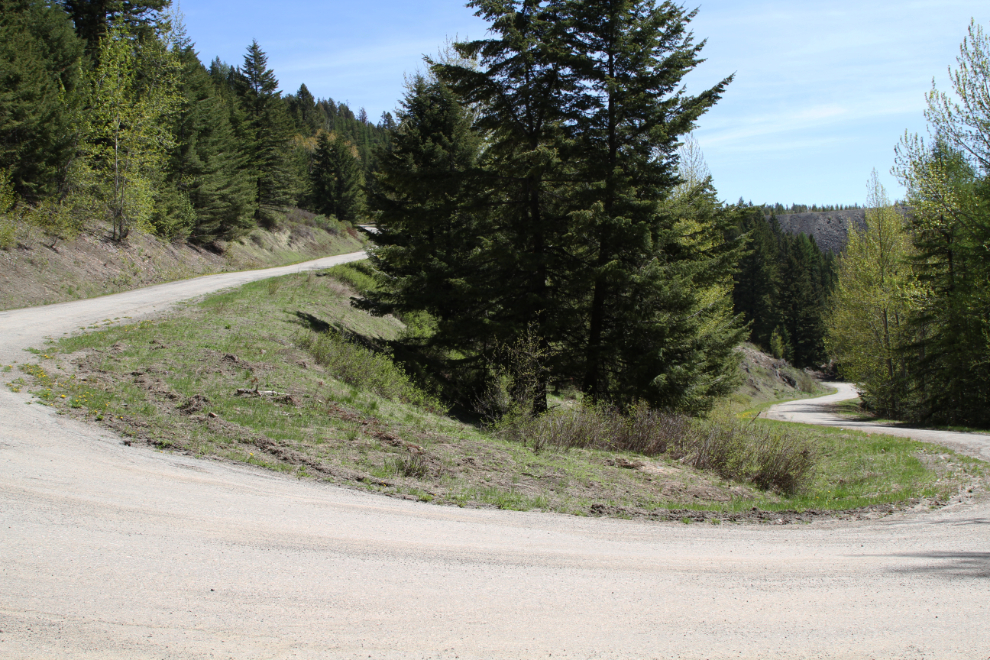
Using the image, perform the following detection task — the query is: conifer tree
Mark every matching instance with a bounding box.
[732,208,781,350]
[563,0,740,411]
[436,0,575,414]
[310,130,365,223]
[0,0,85,200]
[777,233,829,368]
[361,76,482,354]
[62,0,168,60]
[235,40,295,227]
[170,45,253,243]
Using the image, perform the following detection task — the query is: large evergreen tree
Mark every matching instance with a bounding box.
[731,208,781,350]
[563,0,740,411]
[61,0,168,59]
[367,0,741,415]
[435,0,577,413]
[169,44,253,243]
[361,76,483,355]
[235,40,295,227]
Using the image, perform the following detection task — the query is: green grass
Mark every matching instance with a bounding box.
[16,264,987,521]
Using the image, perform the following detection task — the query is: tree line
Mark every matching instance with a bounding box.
[828,20,990,428]
[0,0,385,247]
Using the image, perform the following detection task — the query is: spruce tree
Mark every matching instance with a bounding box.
[732,208,781,350]
[436,0,575,413]
[360,76,483,356]
[62,0,168,60]
[310,130,365,223]
[563,0,740,411]
[235,40,295,227]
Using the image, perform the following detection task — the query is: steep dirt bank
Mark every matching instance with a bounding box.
[0,219,365,311]
[733,343,825,409]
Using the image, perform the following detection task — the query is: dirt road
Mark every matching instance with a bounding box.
[2,258,989,659]
[766,382,990,461]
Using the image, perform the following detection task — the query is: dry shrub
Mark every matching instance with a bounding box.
[499,403,816,495]
[498,403,691,457]
[682,414,816,494]
[794,370,817,393]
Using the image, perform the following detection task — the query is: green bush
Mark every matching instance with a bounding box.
[0,218,16,250]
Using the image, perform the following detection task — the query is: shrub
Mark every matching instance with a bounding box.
[497,402,817,495]
[0,218,15,250]
[496,402,692,457]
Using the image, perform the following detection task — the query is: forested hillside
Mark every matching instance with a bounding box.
[731,209,836,369]
[0,0,386,250]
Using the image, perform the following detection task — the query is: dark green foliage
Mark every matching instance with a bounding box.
[777,233,832,368]
[731,209,835,368]
[0,0,84,200]
[61,0,167,59]
[310,130,365,223]
[435,0,577,414]
[3,3,372,247]
[562,0,739,412]
[235,40,295,227]
[361,76,482,355]
[169,46,254,244]
[902,145,990,426]
[369,0,743,416]
[732,208,780,348]
[284,86,393,177]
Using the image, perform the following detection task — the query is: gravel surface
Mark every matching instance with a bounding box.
[2,259,989,659]
[766,382,990,461]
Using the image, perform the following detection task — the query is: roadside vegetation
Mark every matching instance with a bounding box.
[12,265,985,523]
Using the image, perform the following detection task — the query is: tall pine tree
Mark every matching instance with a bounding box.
[361,76,483,358]
[235,41,295,227]
[169,44,253,243]
[436,0,575,413]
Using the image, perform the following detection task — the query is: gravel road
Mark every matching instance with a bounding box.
[2,257,989,659]
[766,382,990,461]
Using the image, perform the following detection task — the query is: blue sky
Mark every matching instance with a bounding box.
[181,1,986,206]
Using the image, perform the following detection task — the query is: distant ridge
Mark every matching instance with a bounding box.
[773,209,866,253]
[770,207,908,253]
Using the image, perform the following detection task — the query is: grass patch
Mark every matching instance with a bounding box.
[18,264,988,522]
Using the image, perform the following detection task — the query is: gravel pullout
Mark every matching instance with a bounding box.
[1,260,989,659]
